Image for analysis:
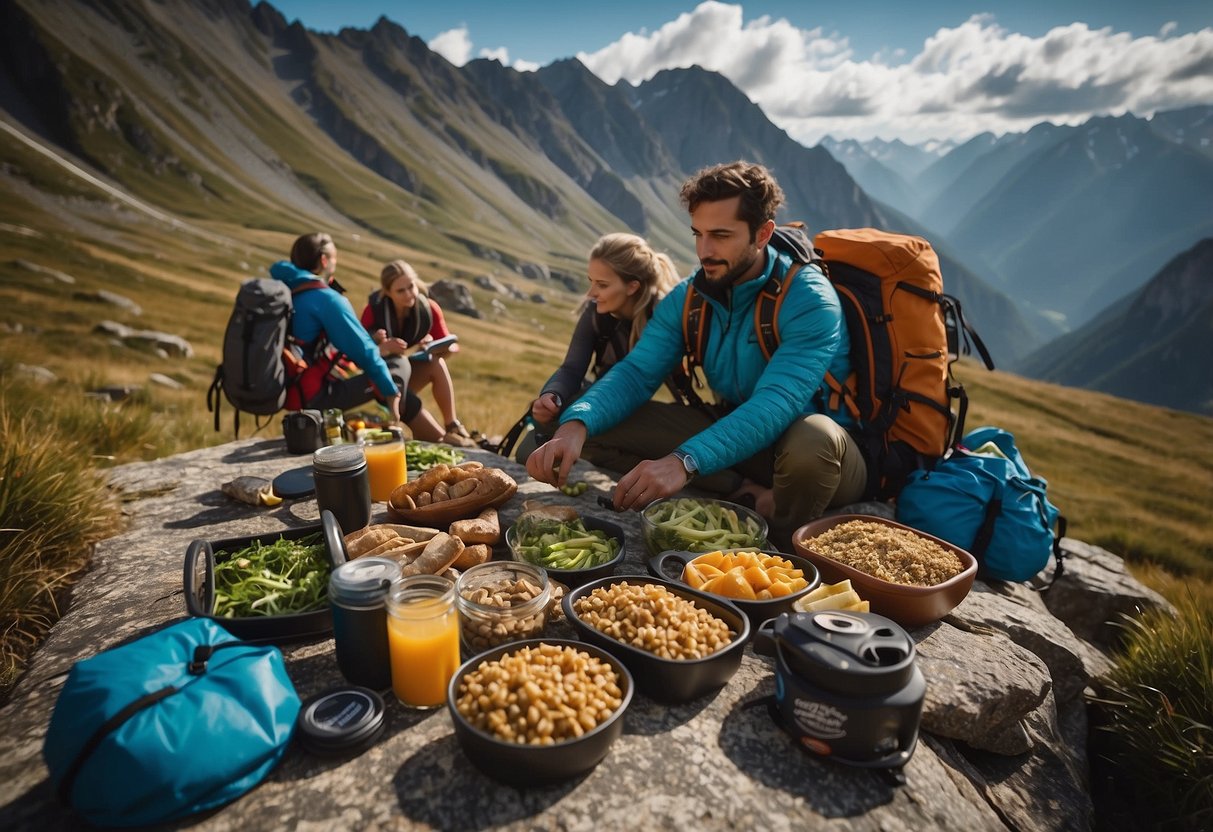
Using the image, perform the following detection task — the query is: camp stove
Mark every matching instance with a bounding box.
[753,611,925,772]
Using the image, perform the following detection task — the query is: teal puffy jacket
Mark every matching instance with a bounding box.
[561,246,852,476]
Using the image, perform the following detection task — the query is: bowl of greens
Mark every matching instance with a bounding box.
[640,497,768,557]
[183,510,347,643]
[505,506,625,588]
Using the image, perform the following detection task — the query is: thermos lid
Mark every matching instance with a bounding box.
[312,443,366,473]
[772,611,917,696]
[329,557,402,605]
[296,686,385,756]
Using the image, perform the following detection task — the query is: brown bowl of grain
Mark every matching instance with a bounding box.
[791,514,977,629]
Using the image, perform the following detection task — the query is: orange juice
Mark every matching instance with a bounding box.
[363,432,407,502]
[385,577,460,708]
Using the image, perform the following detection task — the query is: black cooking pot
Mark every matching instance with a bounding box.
[753,611,925,769]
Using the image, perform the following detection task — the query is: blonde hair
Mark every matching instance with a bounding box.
[379,259,428,295]
[588,233,681,347]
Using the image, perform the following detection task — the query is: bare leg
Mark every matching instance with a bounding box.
[406,408,445,442]
[408,358,458,428]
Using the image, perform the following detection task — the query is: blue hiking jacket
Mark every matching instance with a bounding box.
[561,246,852,476]
[268,261,399,398]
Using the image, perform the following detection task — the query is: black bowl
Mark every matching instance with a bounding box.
[506,515,626,588]
[446,638,633,785]
[183,511,347,644]
[562,575,750,703]
[647,549,821,630]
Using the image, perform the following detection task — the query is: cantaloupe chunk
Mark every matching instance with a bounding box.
[706,567,756,600]
[766,580,793,598]
[743,565,772,592]
[757,589,773,600]
[697,564,724,579]
[682,563,706,589]
[694,551,726,569]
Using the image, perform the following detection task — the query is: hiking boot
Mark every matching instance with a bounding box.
[441,430,477,448]
[445,419,472,440]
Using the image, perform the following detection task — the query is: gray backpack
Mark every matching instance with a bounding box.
[207,278,321,436]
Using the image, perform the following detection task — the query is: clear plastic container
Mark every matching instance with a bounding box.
[455,561,550,656]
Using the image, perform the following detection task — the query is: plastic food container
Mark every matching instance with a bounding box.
[183,510,346,644]
[455,561,550,656]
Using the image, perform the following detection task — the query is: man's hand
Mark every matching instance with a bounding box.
[614,454,690,511]
[526,421,587,487]
[531,392,561,424]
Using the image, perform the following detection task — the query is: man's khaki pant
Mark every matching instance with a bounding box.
[581,402,867,547]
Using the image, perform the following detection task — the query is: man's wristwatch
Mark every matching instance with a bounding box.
[672,451,699,484]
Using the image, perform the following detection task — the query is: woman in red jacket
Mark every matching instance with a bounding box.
[360,260,472,446]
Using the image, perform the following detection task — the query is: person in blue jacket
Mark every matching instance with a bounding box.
[271,232,444,440]
[526,162,868,545]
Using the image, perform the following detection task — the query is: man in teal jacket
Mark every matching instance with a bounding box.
[270,232,402,422]
[526,162,868,544]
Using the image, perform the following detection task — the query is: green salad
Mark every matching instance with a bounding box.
[212,533,329,618]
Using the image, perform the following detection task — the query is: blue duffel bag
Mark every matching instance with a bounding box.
[896,426,1067,584]
[43,617,299,827]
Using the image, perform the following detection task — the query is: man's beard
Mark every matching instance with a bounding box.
[701,246,761,287]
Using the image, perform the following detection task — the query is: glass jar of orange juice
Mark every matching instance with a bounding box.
[384,575,460,709]
[361,427,407,502]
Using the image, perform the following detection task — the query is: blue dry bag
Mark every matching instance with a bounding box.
[895,426,1067,584]
[43,617,300,827]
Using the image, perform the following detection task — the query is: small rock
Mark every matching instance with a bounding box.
[87,385,141,402]
[73,290,142,316]
[530,292,547,304]
[518,262,548,281]
[149,373,185,390]
[429,280,481,319]
[1,321,23,334]
[14,259,75,284]
[15,363,56,383]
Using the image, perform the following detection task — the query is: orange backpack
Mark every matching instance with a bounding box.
[679,225,994,498]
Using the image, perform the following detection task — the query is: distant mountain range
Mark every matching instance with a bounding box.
[828,108,1213,339]
[0,0,1209,415]
[1017,238,1213,416]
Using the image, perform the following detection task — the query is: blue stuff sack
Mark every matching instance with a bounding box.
[43,618,300,827]
[895,426,1067,584]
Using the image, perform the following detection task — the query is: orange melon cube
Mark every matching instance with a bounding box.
[767,580,793,597]
[694,551,726,569]
[743,565,773,592]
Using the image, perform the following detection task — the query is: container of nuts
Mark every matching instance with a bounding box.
[455,561,551,656]
[562,576,750,703]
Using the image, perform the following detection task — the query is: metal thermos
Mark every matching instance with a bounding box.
[312,444,371,535]
[328,557,402,690]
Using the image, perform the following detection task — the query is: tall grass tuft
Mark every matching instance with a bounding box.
[1094,594,1213,829]
[0,405,122,695]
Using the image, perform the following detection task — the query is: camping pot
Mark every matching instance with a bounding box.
[753,611,925,769]
[283,410,324,454]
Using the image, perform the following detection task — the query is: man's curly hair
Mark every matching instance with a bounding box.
[679,161,785,239]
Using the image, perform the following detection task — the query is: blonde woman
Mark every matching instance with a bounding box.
[517,233,680,460]
[360,260,472,446]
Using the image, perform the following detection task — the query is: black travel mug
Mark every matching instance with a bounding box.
[328,557,403,690]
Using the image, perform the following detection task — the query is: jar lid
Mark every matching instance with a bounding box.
[329,557,402,605]
[296,686,385,756]
[313,443,366,473]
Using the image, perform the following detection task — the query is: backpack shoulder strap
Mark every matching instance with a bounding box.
[682,278,709,365]
[753,262,799,361]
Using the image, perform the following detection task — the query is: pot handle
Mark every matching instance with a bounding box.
[182,539,215,618]
[646,550,692,580]
[751,616,779,657]
[321,509,348,568]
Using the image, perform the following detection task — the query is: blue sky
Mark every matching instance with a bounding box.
[269,1,1213,144]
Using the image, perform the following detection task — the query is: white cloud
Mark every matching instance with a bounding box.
[429,27,538,73]
[429,26,472,66]
[478,46,510,64]
[578,2,1213,144]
